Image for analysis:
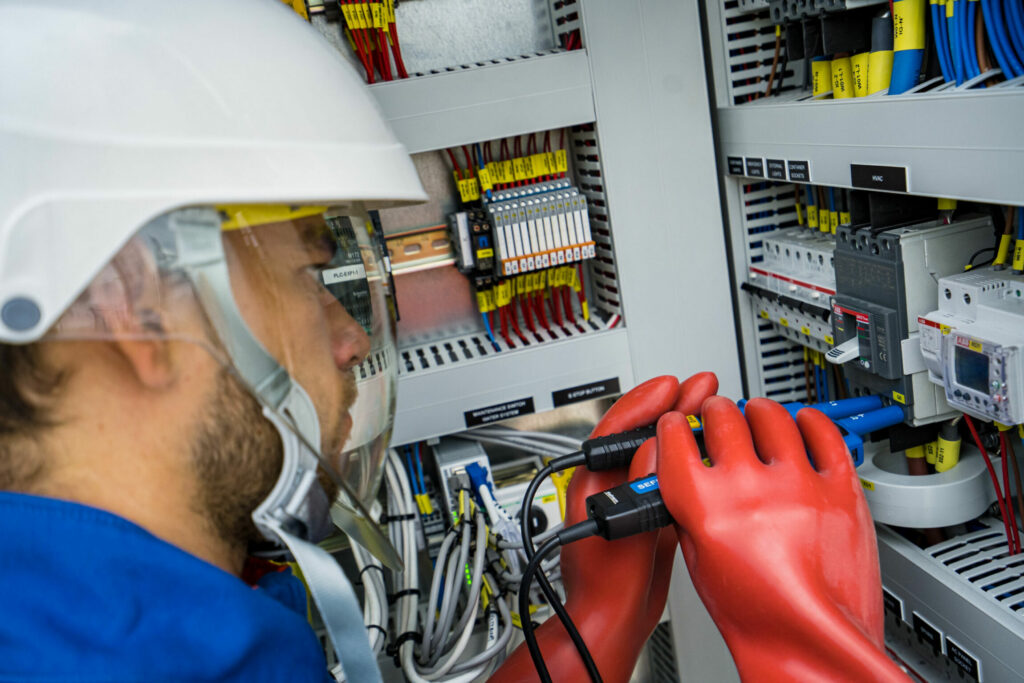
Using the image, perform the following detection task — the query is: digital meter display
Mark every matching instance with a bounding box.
[955,346,990,394]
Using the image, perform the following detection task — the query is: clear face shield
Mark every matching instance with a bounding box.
[48,204,399,565]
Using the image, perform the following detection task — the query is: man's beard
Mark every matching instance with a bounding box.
[188,369,349,555]
[188,369,283,555]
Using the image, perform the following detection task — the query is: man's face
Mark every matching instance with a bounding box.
[222,216,372,462]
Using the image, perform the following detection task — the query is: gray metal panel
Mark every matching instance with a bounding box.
[369,50,595,154]
[391,328,634,444]
[717,91,1024,205]
[580,0,744,393]
[878,524,1024,682]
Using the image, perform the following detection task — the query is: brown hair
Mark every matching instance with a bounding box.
[0,343,64,488]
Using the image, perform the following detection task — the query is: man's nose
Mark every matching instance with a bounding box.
[330,303,371,371]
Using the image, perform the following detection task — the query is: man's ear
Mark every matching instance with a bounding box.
[89,239,180,391]
[108,338,178,390]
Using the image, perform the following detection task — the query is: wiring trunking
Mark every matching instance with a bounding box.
[878,523,1024,682]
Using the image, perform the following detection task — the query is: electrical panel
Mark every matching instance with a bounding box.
[707,0,1024,680]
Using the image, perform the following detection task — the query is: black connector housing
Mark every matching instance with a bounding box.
[581,425,657,471]
[586,475,672,541]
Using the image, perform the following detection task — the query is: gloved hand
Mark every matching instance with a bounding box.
[492,372,718,683]
[656,397,908,682]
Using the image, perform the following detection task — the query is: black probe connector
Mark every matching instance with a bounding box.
[585,475,673,540]
[580,425,657,470]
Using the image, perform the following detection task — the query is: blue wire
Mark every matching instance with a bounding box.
[405,447,420,496]
[983,0,1023,77]
[932,1,954,81]
[952,1,966,84]
[827,187,836,212]
[1017,207,1024,240]
[979,0,1008,74]
[1007,0,1024,67]
[965,0,980,78]
[814,365,823,402]
[482,311,499,351]
[413,443,428,498]
[475,142,492,201]
[890,0,926,94]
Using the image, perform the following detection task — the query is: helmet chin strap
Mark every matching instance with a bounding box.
[256,398,382,683]
[163,209,387,681]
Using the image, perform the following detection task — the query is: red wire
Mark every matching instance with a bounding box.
[562,287,576,324]
[964,414,1017,554]
[550,285,563,326]
[513,137,523,187]
[376,27,392,80]
[542,131,553,181]
[499,306,512,347]
[387,21,408,78]
[508,297,526,343]
[521,294,535,333]
[446,148,463,180]
[346,2,374,83]
[1002,432,1022,552]
[461,146,475,178]
[534,292,549,329]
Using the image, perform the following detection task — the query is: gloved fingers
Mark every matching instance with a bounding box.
[590,375,680,438]
[796,407,855,480]
[628,435,657,480]
[700,396,760,469]
[672,371,719,416]
[644,528,679,628]
[655,411,706,529]
[745,398,813,470]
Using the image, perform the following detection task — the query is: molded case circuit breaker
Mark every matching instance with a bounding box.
[830,216,992,425]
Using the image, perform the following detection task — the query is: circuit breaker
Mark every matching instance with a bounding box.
[828,216,993,424]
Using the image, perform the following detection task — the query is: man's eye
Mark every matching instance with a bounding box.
[304,264,326,285]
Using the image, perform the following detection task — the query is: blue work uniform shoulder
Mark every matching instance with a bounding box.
[0,491,330,683]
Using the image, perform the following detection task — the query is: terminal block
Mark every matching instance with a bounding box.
[746,227,836,352]
[486,179,595,277]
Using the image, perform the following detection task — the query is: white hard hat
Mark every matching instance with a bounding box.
[0,0,426,342]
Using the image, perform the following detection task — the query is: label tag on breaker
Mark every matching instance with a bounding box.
[464,397,535,427]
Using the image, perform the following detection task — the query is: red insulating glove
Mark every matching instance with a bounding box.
[492,372,719,683]
[655,397,909,682]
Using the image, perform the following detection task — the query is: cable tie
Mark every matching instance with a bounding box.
[387,588,421,603]
[366,623,388,640]
[386,630,423,666]
[358,564,385,581]
[381,512,416,523]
